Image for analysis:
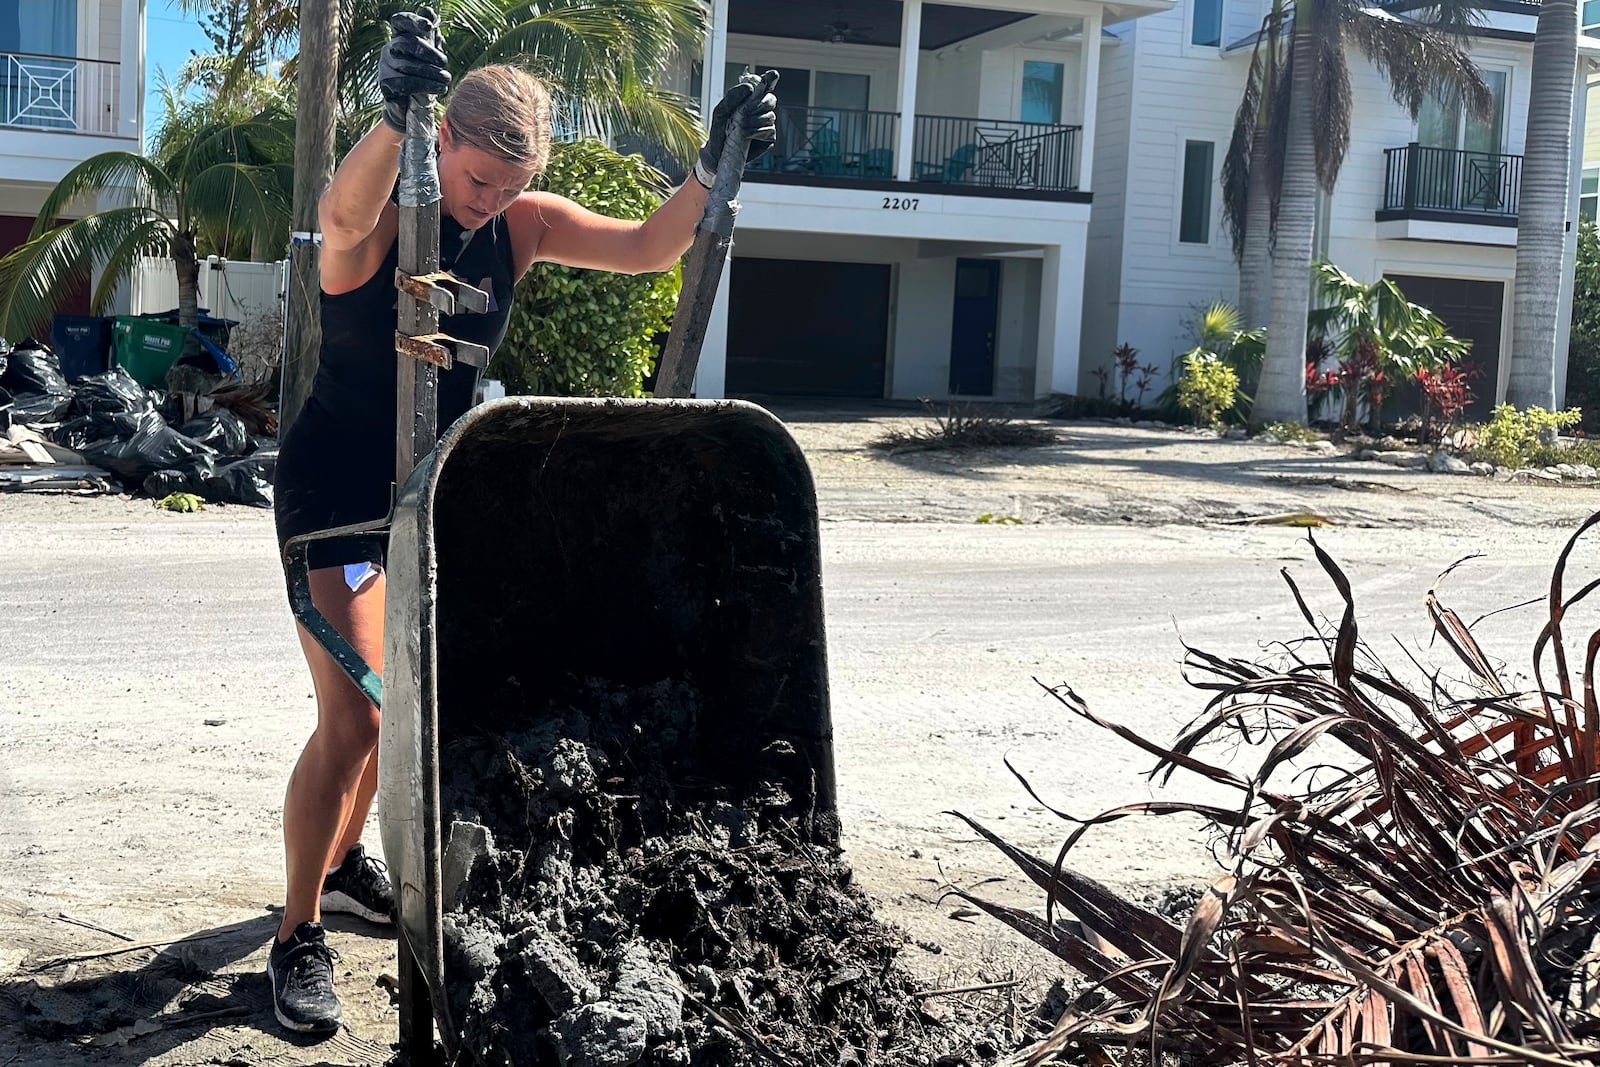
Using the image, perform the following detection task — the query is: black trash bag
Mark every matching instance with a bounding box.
[177,409,249,457]
[2,342,71,395]
[243,439,278,480]
[200,456,273,508]
[74,408,218,484]
[142,455,217,499]
[71,367,152,418]
[0,342,74,424]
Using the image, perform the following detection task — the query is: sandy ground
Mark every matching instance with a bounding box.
[3,404,1598,1065]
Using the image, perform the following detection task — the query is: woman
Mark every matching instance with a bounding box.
[268,9,777,1035]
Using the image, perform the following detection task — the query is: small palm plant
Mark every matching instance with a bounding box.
[0,84,293,346]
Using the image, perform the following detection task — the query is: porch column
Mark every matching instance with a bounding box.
[1076,10,1101,192]
[1035,243,1084,397]
[120,0,145,142]
[692,257,733,398]
[1555,59,1592,406]
[895,0,922,182]
[702,0,731,126]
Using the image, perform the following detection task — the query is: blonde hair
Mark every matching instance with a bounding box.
[443,65,553,172]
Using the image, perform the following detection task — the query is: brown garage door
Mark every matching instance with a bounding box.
[1384,274,1504,421]
[726,257,890,398]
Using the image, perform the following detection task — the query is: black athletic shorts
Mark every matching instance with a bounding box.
[272,402,393,573]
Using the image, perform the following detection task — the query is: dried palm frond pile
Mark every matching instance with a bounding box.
[960,517,1600,1066]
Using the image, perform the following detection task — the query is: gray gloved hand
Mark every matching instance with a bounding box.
[694,70,779,188]
[379,6,451,134]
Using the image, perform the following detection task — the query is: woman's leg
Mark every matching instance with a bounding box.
[279,565,387,942]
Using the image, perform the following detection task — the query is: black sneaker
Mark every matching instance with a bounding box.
[320,842,396,924]
[268,921,342,1035]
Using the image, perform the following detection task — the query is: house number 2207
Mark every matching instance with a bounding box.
[882,196,920,210]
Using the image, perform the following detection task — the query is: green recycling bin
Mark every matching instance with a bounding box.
[111,316,191,387]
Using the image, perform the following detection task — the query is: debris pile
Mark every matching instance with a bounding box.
[0,338,276,507]
[436,679,991,1067]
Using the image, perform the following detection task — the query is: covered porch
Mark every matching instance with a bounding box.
[695,0,1168,197]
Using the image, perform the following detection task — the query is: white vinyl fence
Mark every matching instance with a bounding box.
[132,256,287,383]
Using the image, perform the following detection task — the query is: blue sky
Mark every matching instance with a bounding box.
[144,0,211,136]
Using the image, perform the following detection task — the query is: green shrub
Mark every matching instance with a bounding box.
[489,139,681,397]
[1468,404,1585,468]
[1177,351,1241,427]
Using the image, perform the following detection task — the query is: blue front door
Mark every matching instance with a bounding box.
[948,259,1000,397]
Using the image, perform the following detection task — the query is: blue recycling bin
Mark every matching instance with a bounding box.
[50,314,112,382]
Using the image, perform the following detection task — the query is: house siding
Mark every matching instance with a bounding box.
[1080,26,1134,379]
[1085,1,1548,405]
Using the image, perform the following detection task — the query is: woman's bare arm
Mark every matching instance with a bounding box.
[506,179,710,278]
[319,123,406,252]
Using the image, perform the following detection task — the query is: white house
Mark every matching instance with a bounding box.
[1083,0,1600,417]
[674,0,1174,402]
[0,0,146,320]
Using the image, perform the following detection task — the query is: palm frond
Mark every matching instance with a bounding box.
[964,517,1600,1066]
[0,208,173,338]
[1310,20,1352,194]
[186,161,293,245]
[34,153,175,240]
[1343,7,1491,121]
[1222,23,1271,263]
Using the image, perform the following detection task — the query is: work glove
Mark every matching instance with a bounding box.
[379,7,451,134]
[694,70,779,188]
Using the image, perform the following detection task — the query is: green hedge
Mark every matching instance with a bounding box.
[490,139,681,397]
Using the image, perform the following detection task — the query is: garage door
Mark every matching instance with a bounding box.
[726,258,890,398]
[1384,274,1504,421]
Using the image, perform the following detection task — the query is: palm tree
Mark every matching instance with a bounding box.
[200,0,709,164]
[1222,0,1288,330]
[0,94,293,342]
[1507,0,1579,410]
[1244,0,1490,426]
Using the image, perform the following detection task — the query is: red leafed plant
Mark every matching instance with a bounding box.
[1418,364,1476,443]
[1305,362,1339,398]
[960,516,1600,1066]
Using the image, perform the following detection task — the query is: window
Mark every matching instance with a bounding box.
[1020,61,1063,124]
[1180,140,1215,244]
[1583,165,1599,223]
[1191,0,1224,47]
[1585,0,1600,37]
[814,71,869,110]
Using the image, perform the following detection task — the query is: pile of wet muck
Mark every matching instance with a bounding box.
[437,679,988,1067]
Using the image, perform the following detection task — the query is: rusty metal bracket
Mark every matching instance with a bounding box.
[396,268,490,317]
[395,331,491,370]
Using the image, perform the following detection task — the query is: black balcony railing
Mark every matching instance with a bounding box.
[1381,143,1522,219]
[747,104,901,179]
[912,115,1078,193]
[744,105,1081,194]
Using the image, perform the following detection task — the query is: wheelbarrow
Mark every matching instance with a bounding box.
[375,395,838,1063]
[279,60,834,1063]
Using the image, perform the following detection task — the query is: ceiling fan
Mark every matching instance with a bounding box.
[822,15,872,42]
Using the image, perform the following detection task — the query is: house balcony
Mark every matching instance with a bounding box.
[745,104,1081,198]
[1375,143,1522,246]
[2,52,123,137]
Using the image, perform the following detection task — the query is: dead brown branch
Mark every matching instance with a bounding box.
[963,515,1600,1066]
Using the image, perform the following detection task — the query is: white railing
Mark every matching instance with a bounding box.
[2,52,120,136]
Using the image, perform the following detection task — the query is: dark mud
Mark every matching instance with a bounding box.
[435,679,993,1067]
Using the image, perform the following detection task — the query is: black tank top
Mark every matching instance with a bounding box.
[308,208,517,442]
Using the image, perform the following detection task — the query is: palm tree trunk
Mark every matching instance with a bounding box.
[279,0,340,433]
[174,232,202,361]
[1239,109,1274,329]
[1509,0,1579,410]
[1254,8,1317,427]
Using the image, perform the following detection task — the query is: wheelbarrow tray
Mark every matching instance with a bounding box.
[376,395,838,1056]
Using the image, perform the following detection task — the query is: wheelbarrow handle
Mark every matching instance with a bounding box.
[651,70,774,398]
[282,520,392,708]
